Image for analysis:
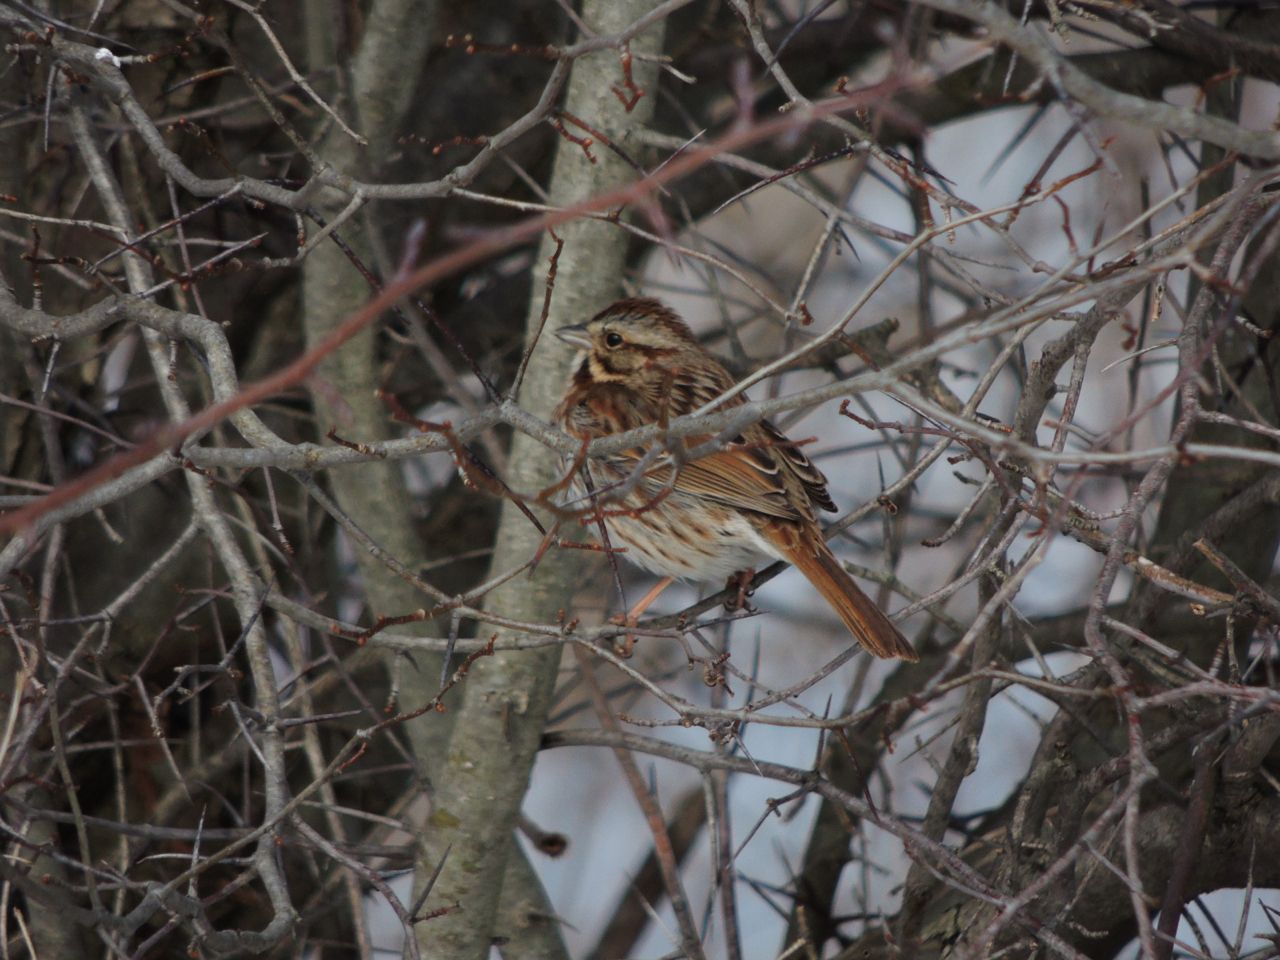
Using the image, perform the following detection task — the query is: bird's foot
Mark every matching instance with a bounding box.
[608,576,675,658]
[723,569,756,614]
[607,612,638,658]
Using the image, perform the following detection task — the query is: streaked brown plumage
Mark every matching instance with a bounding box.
[553,298,917,661]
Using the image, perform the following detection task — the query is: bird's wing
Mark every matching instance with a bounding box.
[593,366,837,520]
[674,443,802,519]
[612,439,804,522]
[757,418,838,514]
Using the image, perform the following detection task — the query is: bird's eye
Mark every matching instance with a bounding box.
[604,331,624,348]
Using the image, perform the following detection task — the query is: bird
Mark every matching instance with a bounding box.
[552,297,917,661]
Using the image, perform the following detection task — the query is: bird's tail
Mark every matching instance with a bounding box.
[780,526,918,661]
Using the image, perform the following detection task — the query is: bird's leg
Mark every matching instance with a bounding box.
[724,569,756,614]
[608,576,674,658]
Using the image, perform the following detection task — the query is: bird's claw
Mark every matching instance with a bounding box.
[607,612,638,658]
[723,570,756,614]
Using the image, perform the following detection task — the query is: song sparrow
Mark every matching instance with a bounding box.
[553,298,917,661]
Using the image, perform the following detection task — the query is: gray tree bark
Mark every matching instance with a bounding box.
[299,4,569,948]
[411,2,665,957]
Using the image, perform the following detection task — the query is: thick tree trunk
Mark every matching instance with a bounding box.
[410,3,665,957]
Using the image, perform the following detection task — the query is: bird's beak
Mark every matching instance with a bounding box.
[554,324,592,350]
